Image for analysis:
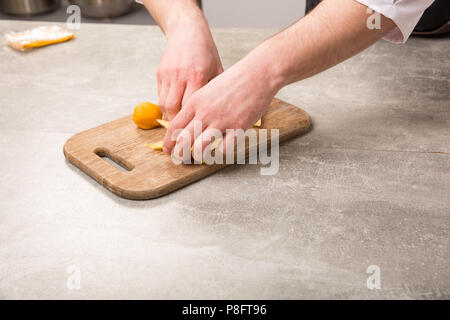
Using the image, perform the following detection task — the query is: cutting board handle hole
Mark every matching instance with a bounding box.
[94,148,134,172]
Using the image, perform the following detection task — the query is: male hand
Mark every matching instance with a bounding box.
[162,49,282,159]
[157,21,223,120]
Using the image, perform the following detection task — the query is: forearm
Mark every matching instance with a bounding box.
[142,0,206,36]
[239,0,396,93]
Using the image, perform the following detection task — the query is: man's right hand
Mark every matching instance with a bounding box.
[143,0,223,120]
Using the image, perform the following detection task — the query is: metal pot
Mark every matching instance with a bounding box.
[0,0,59,16]
[68,0,134,19]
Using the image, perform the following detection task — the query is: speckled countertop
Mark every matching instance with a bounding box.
[0,20,449,299]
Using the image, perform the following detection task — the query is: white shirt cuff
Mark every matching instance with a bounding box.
[356,0,435,43]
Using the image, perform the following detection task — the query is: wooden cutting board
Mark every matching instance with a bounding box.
[63,98,311,200]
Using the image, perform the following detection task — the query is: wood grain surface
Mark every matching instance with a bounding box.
[63,98,311,200]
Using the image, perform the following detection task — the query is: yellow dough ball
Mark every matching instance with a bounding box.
[132,102,162,130]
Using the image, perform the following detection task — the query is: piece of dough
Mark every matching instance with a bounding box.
[146,141,164,150]
[5,26,74,51]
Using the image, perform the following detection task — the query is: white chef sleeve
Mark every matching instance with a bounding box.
[356,0,435,43]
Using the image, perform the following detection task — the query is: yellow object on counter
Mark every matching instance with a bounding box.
[146,141,164,151]
[133,102,163,130]
[156,119,170,129]
[4,26,74,51]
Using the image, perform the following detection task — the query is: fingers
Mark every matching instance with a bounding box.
[157,72,162,99]
[158,81,169,120]
[163,105,195,154]
[171,119,205,161]
[159,74,206,121]
[168,124,240,164]
[219,130,237,158]
[171,121,195,161]
[158,66,218,155]
[192,126,223,163]
[164,82,186,121]
[182,77,207,107]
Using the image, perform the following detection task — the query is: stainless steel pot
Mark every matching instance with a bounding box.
[68,0,134,18]
[0,0,59,16]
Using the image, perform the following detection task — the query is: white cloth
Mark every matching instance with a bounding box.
[135,0,435,43]
[356,0,435,43]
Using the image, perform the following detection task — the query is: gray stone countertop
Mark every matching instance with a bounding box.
[0,20,449,299]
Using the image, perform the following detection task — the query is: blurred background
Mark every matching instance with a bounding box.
[0,0,307,29]
[1,1,447,35]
